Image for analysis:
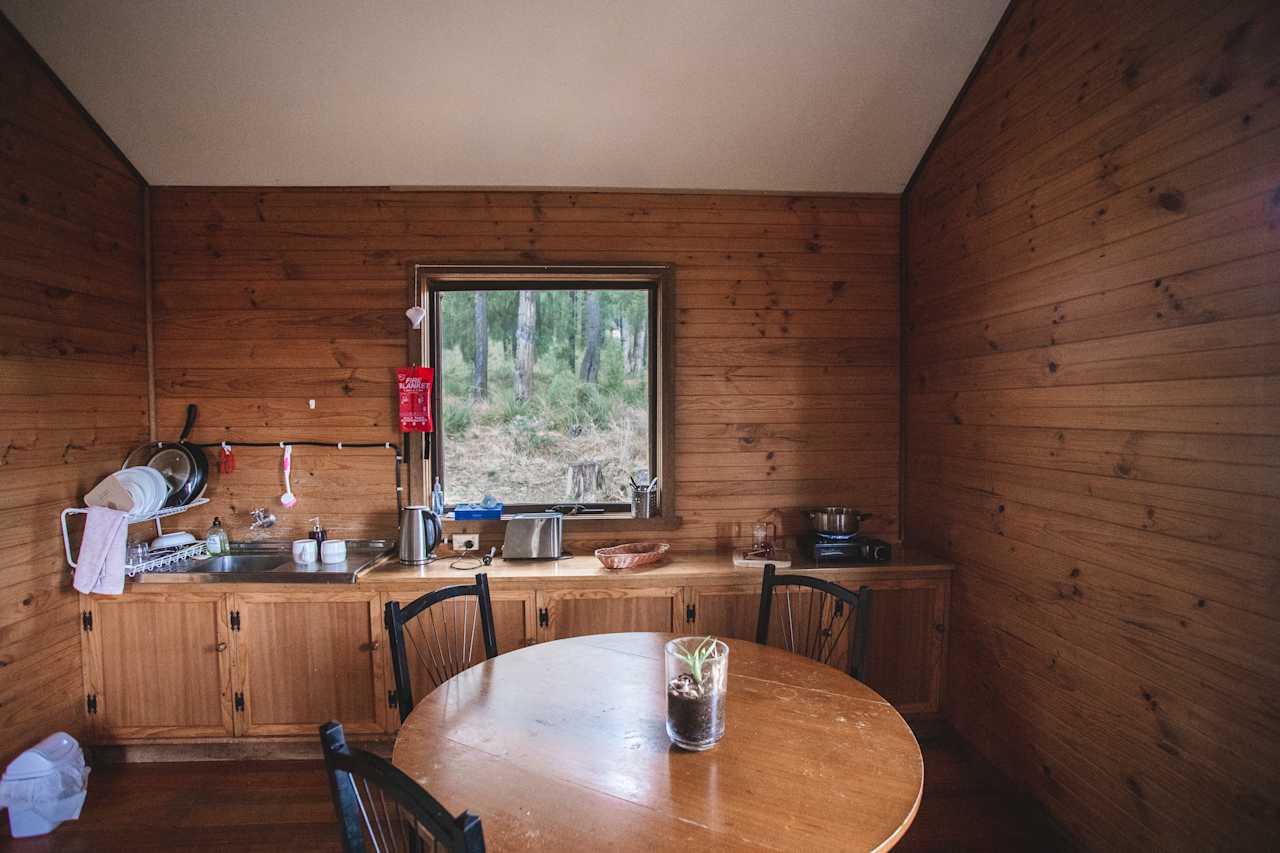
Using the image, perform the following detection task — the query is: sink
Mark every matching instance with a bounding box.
[200,554,290,573]
[136,543,395,583]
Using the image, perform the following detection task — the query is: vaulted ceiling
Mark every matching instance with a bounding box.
[3,0,1005,191]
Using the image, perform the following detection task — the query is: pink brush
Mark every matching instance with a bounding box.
[280,445,297,508]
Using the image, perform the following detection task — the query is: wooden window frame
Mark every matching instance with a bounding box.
[410,264,677,529]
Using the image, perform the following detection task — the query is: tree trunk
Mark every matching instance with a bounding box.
[514,290,537,401]
[566,291,577,371]
[579,291,602,383]
[472,292,488,402]
[621,315,633,374]
[566,460,603,502]
[630,321,647,374]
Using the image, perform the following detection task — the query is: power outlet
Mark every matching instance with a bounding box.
[452,534,478,553]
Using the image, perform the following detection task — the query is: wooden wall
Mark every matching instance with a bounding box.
[148,189,901,550]
[903,0,1280,850]
[0,21,148,760]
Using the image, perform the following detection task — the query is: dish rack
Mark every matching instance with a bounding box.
[60,498,210,577]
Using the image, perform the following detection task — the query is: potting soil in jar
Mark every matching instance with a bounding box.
[666,673,726,750]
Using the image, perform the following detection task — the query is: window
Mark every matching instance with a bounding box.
[416,265,672,516]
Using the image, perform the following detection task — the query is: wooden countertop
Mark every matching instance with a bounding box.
[126,548,951,589]
[362,547,952,587]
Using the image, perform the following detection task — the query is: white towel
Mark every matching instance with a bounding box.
[73,506,129,595]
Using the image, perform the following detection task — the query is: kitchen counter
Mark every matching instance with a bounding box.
[362,546,951,586]
[128,545,951,587]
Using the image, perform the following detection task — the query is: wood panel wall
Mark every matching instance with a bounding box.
[903,1,1280,850]
[0,20,148,761]
[148,189,901,550]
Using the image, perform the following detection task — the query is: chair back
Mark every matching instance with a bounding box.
[385,573,498,721]
[755,564,873,678]
[319,721,486,853]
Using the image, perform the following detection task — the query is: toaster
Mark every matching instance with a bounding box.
[501,512,564,559]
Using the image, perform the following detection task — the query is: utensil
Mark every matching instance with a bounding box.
[321,539,347,564]
[121,404,208,509]
[280,445,297,508]
[292,539,319,563]
[171,404,209,507]
[84,473,137,514]
[807,507,872,536]
[398,506,443,565]
[151,531,196,550]
[147,447,191,497]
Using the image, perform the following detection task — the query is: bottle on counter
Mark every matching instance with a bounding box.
[205,517,229,556]
[309,516,327,544]
[432,477,445,516]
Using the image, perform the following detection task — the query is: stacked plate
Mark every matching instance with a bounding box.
[86,466,171,521]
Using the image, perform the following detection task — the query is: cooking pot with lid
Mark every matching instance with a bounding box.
[807,507,872,536]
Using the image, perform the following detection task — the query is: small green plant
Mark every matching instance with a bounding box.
[443,404,472,436]
[671,636,720,686]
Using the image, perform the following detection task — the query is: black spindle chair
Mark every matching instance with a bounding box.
[320,721,486,853]
[385,574,498,722]
[755,563,873,679]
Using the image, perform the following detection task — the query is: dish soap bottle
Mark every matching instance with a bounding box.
[432,477,445,516]
[205,517,229,556]
[308,516,327,544]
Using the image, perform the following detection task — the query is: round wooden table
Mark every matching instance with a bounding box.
[392,632,923,852]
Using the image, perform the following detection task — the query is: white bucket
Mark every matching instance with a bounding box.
[0,732,90,838]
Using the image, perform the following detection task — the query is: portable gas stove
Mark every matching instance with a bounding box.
[800,532,893,566]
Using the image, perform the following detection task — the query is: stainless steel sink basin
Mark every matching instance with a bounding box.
[201,554,290,573]
[135,542,395,584]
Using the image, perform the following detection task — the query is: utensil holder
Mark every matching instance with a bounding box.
[630,487,656,519]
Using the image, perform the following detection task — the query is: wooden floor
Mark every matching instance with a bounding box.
[0,731,1069,852]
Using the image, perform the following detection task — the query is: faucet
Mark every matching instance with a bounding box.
[249,507,277,529]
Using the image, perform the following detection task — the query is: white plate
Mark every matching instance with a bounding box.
[151,531,196,550]
[120,466,168,519]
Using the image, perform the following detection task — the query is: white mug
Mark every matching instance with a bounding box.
[292,538,318,563]
[321,539,347,564]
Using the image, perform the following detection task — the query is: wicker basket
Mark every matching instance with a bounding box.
[594,542,670,570]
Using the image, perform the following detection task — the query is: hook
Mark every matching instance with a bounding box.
[337,441,343,450]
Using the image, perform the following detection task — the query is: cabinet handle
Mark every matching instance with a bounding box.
[215,642,228,652]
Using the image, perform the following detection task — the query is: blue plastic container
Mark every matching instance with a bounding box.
[452,502,503,520]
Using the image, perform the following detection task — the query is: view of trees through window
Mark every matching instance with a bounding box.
[436,287,651,507]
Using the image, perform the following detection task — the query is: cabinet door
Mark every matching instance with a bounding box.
[690,577,949,716]
[690,585,761,641]
[83,593,233,739]
[232,593,386,736]
[861,581,948,715]
[538,587,685,641]
[382,588,536,731]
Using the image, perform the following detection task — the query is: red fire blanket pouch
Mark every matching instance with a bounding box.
[397,367,435,432]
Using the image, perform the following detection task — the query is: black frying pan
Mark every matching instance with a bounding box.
[122,404,208,507]
[168,404,208,507]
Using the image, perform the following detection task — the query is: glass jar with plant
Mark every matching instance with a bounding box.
[665,636,729,751]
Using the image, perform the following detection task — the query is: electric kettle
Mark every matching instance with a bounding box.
[398,505,442,565]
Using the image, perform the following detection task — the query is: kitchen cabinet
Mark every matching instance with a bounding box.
[382,587,537,731]
[232,592,386,736]
[536,586,686,641]
[860,581,948,715]
[691,576,949,715]
[84,551,949,753]
[81,592,234,739]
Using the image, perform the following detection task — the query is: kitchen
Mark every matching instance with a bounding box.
[1,1,1278,851]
